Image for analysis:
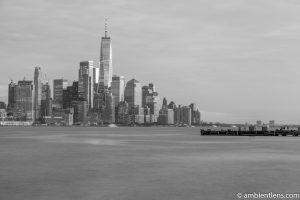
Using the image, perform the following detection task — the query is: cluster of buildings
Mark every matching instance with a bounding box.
[241,120,299,131]
[0,22,201,126]
[201,120,299,132]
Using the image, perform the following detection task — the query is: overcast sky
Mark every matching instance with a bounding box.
[1,0,300,124]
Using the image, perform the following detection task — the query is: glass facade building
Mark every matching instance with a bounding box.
[15,80,34,121]
[53,79,68,108]
[78,61,95,109]
[33,67,42,122]
[99,25,113,88]
[124,79,142,111]
[111,75,125,107]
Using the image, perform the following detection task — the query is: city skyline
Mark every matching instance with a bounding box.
[1,0,300,124]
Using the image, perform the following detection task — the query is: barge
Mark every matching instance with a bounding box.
[200,129,299,136]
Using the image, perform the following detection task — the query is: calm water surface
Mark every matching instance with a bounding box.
[0,127,300,200]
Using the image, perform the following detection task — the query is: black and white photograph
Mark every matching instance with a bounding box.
[1,0,300,199]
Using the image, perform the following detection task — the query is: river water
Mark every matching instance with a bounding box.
[0,126,300,200]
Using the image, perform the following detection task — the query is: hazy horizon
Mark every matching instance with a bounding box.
[1,0,300,124]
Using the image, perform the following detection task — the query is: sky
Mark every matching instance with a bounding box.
[1,0,300,124]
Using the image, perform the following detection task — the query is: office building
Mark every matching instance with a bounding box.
[145,92,160,116]
[78,61,96,109]
[8,80,16,110]
[77,100,87,124]
[117,101,130,125]
[142,85,149,108]
[124,79,142,111]
[190,103,201,125]
[63,81,79,109]
[99,19,113,88]
[0,102,6,110]
[162,98,168,108]
[33,67,42,122]
[182,106,192,126]
[41,82,52,118]
[14,80,34,121]
[168,101,176,109]
[94,82,107,110]
[148,83,155,92]
[256,120,262,127]
[111,75,125,107]
[53,79,68,108]
[103,93,115,123]
[173,105,192,126]
[0,108,6,119]
[142,83,160,122]
[158,108,174,125]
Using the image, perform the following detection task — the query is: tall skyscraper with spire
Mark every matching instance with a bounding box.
[99,18,113,88]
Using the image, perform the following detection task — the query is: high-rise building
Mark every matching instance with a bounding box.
[103,93,115,123]
[41,82,52,117]
[142,85,149,108]
[175,106,192,126]
[0,108,6,119]
[117,101,130,124]
[190,103,201,125]
[63,86,73,109]
[168,101,176,109]
[78,61,96,109]
[33,67,42,122]
[94,82,107,110]
[145,92,160,115]
[162,98,168,108]
[158,107,174,125]
[99,19,113,88]
[14,80,34,121]
[7,80,16,110]
[167,109,174,124]
[53,79,68,108]
[0,102,6,109]
[77,100,87,124]
[148,83,155,92]
[141,83,161,123]
[62,81,80,109]
[111,75,125,107]
[124,79,142,111]
[182,106,192,126]
[173,105,192,126]
[256,120,262,127]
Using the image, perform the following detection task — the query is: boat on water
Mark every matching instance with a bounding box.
[108,124,118,128]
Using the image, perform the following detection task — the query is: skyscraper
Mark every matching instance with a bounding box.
[78,61,95,109]
[33,67,42,122]
[117,101,130,124]
[62,81,79,109]
[103,93,115,123]
[15,80,34,121]
[142,85,149,108]
[111,75,125,107]
[53,79,68,108]
[99,19,113,88]
[142,83,161,122]
[41,82,52,117]
[8,80,16,110]
[124,79,142,111]
[190,103,201,125]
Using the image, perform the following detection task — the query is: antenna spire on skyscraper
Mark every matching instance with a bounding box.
[105,17,108,38]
